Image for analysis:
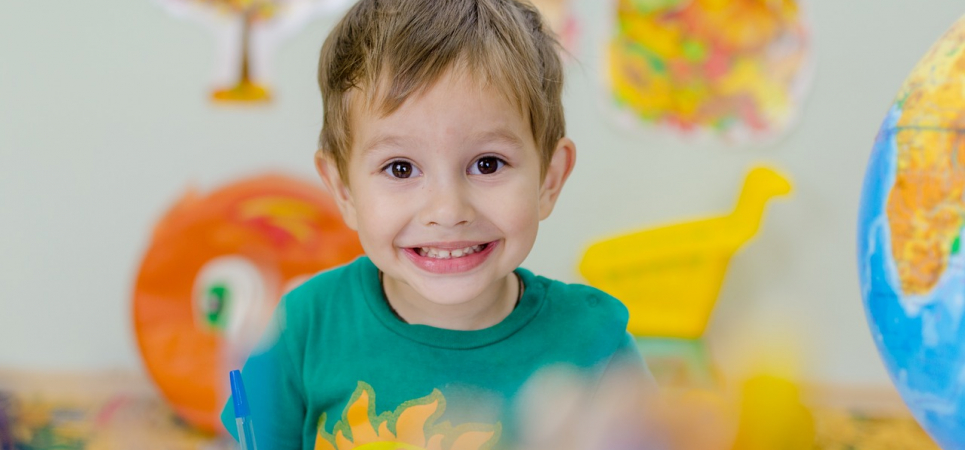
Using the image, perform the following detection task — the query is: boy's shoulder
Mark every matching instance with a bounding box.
[522,268,630,333]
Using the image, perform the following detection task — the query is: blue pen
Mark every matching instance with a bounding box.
[230,370,259,450]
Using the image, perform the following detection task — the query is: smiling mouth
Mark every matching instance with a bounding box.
[413,243,490,259]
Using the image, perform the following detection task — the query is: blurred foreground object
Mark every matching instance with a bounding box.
[518,368,813,450]
[0,370,939,449]
[634,337,717,389]
[812,408,940,450]
[858,12,965,450]
[0,371,235,450]
[156,0,351,103]
[580,166,791,338]
[607,0,812,143]
[132,174,363,433]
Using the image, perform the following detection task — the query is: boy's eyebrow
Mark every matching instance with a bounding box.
[361,129,526,156]
[359,134,418,156]
[470,129,526,148]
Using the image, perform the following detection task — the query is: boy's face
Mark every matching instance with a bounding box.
[318,69,575,315]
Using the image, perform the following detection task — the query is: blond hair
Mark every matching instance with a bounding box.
[317,0,565,182]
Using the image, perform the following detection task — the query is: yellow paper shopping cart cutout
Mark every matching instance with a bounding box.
[579,167,791,338]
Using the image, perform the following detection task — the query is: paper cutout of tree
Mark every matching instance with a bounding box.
[187,0,287,102]
[162,0,349,103]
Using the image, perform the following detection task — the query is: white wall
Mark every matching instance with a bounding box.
[1,0,962,389]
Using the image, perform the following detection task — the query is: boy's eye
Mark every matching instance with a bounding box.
[470,156,505,175]
[384,161,421,179]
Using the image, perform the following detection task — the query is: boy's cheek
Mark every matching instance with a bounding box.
[488,185,542,220]
[354,199,404,238]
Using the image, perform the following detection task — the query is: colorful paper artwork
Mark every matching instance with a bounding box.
[132,174,363,432]
[157,0,352,103]
[607,0,812,142]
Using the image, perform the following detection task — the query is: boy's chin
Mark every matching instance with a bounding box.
[386,267,518,308]
[416,285,491,307]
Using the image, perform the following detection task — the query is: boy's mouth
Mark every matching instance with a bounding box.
[413,243,489,259]
[403,241,497,274]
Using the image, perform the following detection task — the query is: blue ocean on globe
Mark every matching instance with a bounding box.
[858,103,965,449]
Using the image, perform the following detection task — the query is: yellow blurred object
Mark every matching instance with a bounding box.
[211,80,270,103]
[731,375,815,450]
[579,166,791,338]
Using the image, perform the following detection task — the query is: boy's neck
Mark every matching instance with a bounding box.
[380,272,521,331]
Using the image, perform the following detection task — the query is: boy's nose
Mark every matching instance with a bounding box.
[419,180,475,228]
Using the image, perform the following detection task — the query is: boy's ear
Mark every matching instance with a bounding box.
[314,150,358,230]
[539,137,577,220]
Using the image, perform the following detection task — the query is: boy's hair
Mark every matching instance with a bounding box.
[317,0,566,182]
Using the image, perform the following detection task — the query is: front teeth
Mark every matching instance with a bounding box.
[418,245,484,259]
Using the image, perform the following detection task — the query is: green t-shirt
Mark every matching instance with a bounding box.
[221,256,643,450]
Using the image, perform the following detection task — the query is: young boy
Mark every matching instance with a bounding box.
[221,0,647,448]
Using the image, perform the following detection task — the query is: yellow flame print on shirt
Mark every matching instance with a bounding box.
[315,382,499,450]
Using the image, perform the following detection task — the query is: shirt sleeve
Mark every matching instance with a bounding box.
[221,299,306,450]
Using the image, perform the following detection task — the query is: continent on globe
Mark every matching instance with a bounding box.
[886,21,965,296]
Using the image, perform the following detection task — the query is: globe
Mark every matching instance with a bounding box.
[858,16,965,450]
